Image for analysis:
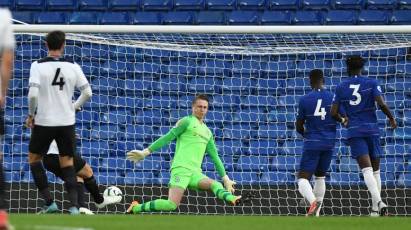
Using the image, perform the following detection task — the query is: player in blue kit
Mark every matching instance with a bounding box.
[331,56,397,216]
[296,69,346,216]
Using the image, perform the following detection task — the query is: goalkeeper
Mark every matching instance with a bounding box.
[126,94,241,214]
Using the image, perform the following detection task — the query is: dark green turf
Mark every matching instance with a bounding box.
[9,214,411,230]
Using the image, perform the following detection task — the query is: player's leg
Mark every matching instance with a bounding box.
[0,110,11,229]
[350,137,383,216]
[55,125,79,214]
[192,174,241,205]
[76,162,120,208]
[28,125,55,211]
[127,168,189,214]
[367,136,386,216]
[297,150,319,216]
[311,150,333,217]
[76,177,94,215]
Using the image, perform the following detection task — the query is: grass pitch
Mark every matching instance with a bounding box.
[10,214,411,230]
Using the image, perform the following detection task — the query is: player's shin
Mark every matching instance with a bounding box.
[210,181,236,203]
[362,167,381,211]
[313,176,325,202]
[373,170,381,194]
[297,178,316,205]
[84,176,104,204]
[30,161,53,206]
[131,199,177,213]
[61,166,79,208]
[77,182,87,208]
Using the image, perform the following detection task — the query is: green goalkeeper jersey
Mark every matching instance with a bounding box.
[147,115,226,177]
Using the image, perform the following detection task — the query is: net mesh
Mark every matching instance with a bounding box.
[5,32,411,215]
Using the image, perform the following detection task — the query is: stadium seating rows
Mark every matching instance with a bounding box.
[9,9,411,25]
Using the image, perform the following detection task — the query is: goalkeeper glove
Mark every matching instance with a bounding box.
[126,148,151,163]
[222,175,236,193]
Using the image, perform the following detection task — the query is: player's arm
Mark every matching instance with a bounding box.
[0,9,15,107]
[26,62,41,128]
[330,87,348,126]
[126,117,190,162]
[206,137,236,193]
[74,64,92,110]
[374,88,397,129]
[295,98,305,136]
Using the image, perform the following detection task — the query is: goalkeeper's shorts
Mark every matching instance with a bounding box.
[169,167,208,190]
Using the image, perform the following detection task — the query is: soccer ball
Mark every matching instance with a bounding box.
[103,186,123,197]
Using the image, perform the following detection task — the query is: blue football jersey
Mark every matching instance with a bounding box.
[297,89,337,150]
[332,76,382,138]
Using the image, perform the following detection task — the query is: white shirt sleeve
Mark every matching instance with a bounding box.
[74,63,89,90]
[29,62,41,88]
[0,9,15,51]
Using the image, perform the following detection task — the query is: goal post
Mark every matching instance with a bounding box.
[6,25,411,215]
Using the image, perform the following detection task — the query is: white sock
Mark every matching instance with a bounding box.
[373,170,381,194]
[313,176,326,203]
[298,178,316,204]
[362,167,381,211]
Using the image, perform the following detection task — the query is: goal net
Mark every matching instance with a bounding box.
[5,27,411,215]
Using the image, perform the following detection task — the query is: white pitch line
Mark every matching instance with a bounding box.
[31,225,94,230]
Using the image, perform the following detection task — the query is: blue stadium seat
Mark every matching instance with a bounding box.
[142,95,177,109]
[249,140,280,155]
[135,109,163,124]
[227,11,259,25]
[241,95,276,108]
[397,172,411,187]
[4,157,28,171]
[260,11,292,25]
[5,171,23,183]
[238,0,266,10]
[266,61,295,76]
[206,0,236,10]
[198,60,230,75]
[133,62,161,74]
[301,0,331,10]
[174,0,205,10]
[293,11,322,25]
[365,0,396,9]
[109,0,140,10]
[212,95,241,109]
[339,157,360,172]
[153,172,170,185]
[297,60,331,74]
[357,10,389,25]
[271,156,300,171]
[69,12,98,24]
[79,0,107,10]
[232,60,263,74]
[195,11,225,24]
[130,12,162,24]
[15,0,44,10]
[124,172,152,184]
[188,77,220,92]
[142,0,172,10]
[365,60,395,74]
[100,158,127,171]
[134,156,163,171]
[331,59,347,73]
[380,157,404,173]
[162,11,194,25]
[260,172,294,185]
[13,60,32,77]
[269,0,299,10]
[125,125,152,140]
[169,109,190,123]
[96,172,124,185]
[163,60,195,74]
[153,76,186,92]
[222,124,252,139]
[222,77,255,94]
[91,125,121,140]
[237,156,269,171]
[100,110,132,125]
[228,172,259,184]
[203,156,234,172]
[46,0,76,10]
[399,0,411,9]
[99,12,130,25]
[331,0,363,9]
[80,141,110,156]
[330,172,362,185]
[0,0,14,9]
[5,109,26,124]
[76,110,98,124]
[257,125,282,139]
[34,12,67,24]
[91,78,120,93]
[390,10,411,25]
[324,10,357,25]
[12,11,34,24]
